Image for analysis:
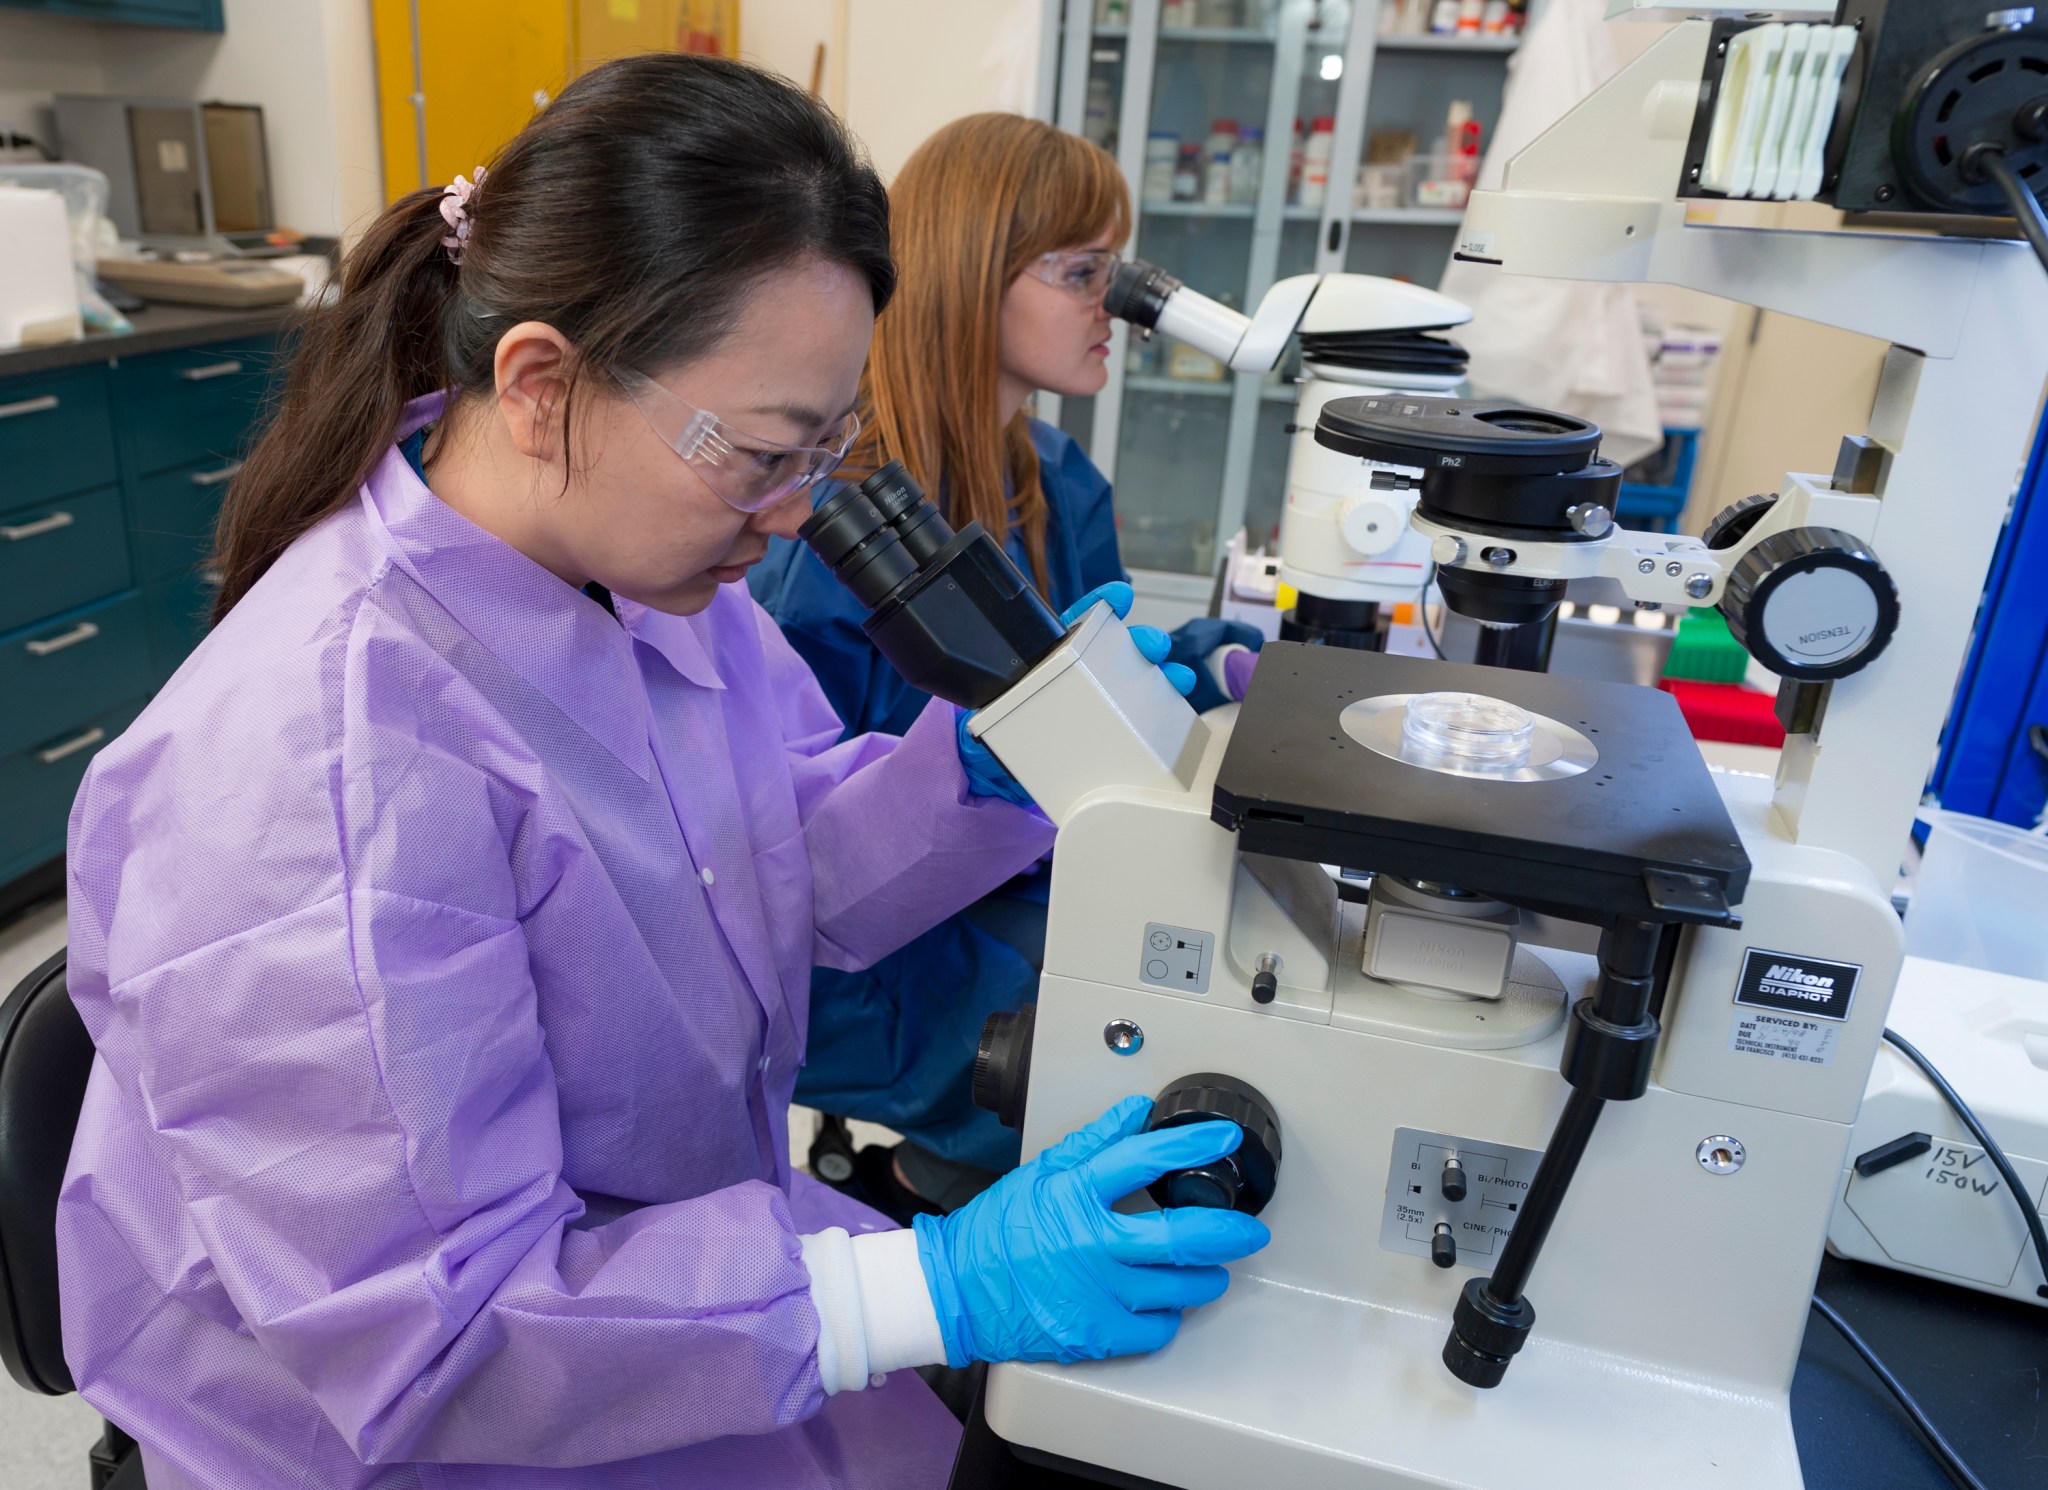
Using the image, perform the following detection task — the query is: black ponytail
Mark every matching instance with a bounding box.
[212,53,893,622]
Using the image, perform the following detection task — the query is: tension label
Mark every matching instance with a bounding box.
[1729,1009,1840,1067]
[1733,947,1860,1022]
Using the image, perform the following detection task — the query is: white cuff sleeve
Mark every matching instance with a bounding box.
[800,1227,947,1394]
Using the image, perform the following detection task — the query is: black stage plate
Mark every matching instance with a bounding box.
[1213,644,1751,925]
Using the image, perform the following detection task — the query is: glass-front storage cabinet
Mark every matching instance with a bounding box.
[1043,0,1538,616]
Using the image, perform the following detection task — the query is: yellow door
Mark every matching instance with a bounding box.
[372,0,743,206]
[372,0,572,202]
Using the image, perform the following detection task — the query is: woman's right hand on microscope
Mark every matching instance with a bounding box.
[912,1095,1270,1366]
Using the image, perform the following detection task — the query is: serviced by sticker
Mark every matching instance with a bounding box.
[1728,947,1861,1067]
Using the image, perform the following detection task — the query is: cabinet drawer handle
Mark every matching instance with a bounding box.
[190,461,244,487]
[37,726,106,765]
[0,394,59,420]
[178,361,245,382]
[25,621,100,657]
[0,510,74,541]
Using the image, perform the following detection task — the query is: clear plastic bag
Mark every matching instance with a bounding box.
[0,162,130,333]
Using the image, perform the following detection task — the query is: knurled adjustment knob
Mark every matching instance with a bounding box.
[972,1005,1036,1131]
[1144,1073,1283,1218]
[1701,491,1778,552]
[1720,526,1900,683]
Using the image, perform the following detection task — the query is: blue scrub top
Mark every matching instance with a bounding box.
[750,418,1124,1171]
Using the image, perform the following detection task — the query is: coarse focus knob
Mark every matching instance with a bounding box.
[1720,526,1900,682]
[1144,1073,1282,1218]
[1441,1155,1468,1202]
[1432,1223,1458,1270]
[972,1005,1035,1130]
[1701,492,1777,552]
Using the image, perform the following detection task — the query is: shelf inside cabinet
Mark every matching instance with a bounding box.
[1124,375,1298,405]
[1125,375,1232,399]
[1097,26,1281,44]
[1375,33,1521,54]
[1353,208,1467,226]
[1142,200,1257,218]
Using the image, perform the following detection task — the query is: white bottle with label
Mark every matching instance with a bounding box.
[1299,116,1335,209]
[1429,0,1461,34]
[1142,133,1179,202]
[1204,151,1233,205]
[1229,126,1264,204]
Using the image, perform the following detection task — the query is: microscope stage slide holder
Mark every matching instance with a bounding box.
[1212,643,1752,927]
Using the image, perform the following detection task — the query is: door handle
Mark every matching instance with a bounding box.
[178,361,245,382]
[37,726,106,765]
[25,621,100,657]
[0,394,59,420]
[0,511,74,541]
[189,461,244,487]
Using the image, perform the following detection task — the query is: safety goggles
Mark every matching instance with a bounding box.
[1026,248,1125,302]
[624,373,860,514]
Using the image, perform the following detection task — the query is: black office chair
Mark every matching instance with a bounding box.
[0,947,147,1488]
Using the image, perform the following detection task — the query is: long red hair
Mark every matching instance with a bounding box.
[845,114,1130,592]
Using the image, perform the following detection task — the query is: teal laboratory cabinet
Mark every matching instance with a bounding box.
[0,307,283,899]
[0,2,223,31]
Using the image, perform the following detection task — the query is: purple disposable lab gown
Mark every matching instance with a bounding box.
[55,393,1056,1489]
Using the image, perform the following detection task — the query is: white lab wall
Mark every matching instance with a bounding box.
[95,0,381,241]
[846,0,1045,179]
[0,10,113,152]
[795,0,1045,181]
[743,0,850,116]
[0,1,379,241]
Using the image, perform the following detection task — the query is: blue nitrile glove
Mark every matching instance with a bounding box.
[912,1095,1272,1366]
[956,581,1198,803]
[1166,618,1266,714]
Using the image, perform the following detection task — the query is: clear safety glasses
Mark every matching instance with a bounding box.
[1026,249,1124,302]
[624,373,861,514]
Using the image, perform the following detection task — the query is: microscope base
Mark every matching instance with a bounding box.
[987,1277,1803,1490]
[985,965,1844,1490]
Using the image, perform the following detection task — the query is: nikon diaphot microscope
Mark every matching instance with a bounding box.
[804,6,2048,1486]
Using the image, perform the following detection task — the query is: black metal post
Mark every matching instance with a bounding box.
[1442,918,1665,1387]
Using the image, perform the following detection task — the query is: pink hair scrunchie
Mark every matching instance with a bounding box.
[439,167,488,265]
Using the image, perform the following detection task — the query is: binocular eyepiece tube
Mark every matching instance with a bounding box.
[798,460,1066,711]
[800,462,959,612]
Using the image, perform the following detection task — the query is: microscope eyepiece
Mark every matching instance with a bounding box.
[799,487,921,611]
[858,460,956,566]
[799,461,1065,709]
[1103,259,1184,330]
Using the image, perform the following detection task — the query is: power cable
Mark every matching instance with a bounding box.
[1807,1297,1991,1490]
[1881,1027,2048,1300]
[1975,147,2048,275]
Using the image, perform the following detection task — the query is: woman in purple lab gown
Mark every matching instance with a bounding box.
[54,55,1267,1490]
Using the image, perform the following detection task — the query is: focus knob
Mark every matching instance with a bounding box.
[1720,526,1900,682]
[972,1005,1036,1130]
[1144,1073,1282,1218]
[1701,491,1777,552]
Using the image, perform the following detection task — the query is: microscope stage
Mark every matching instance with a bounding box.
[1213,643,1750,924]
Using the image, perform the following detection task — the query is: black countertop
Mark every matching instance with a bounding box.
[0,302,296,381]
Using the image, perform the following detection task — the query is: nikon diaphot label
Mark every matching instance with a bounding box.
[1733,947,1860,1023]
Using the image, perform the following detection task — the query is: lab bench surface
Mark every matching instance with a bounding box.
[0,303,295,382]
[950,1253,2048,1489]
